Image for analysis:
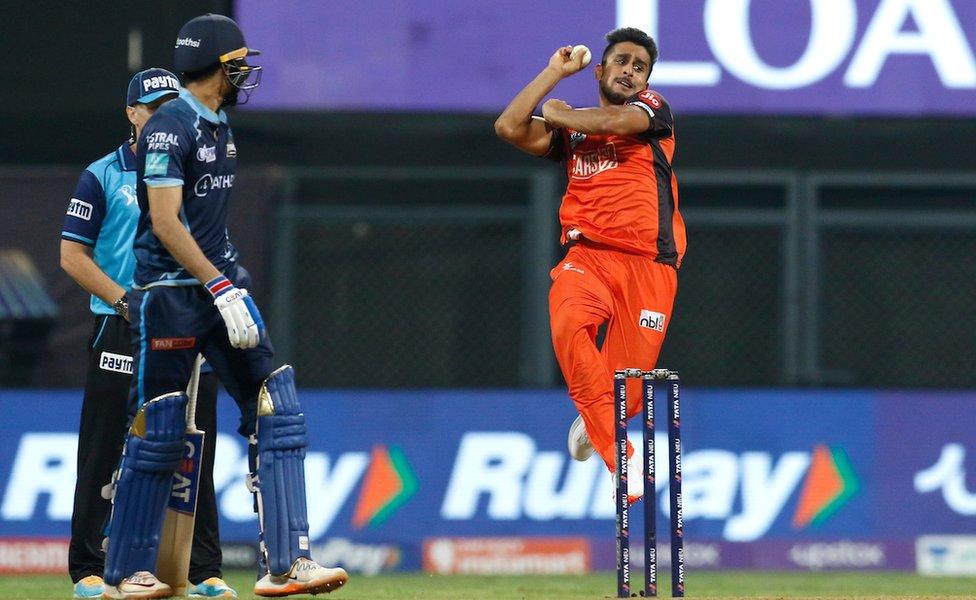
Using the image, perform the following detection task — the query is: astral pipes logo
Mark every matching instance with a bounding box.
[351,446,418,529]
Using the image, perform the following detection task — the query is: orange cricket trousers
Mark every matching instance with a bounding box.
[549,241,678,471]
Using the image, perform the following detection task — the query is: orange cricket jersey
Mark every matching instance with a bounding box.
[545,89,686,267]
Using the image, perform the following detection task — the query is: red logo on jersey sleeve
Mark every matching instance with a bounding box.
[639,90,662,109]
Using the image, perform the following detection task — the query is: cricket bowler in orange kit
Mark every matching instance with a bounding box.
[495,27,685,503]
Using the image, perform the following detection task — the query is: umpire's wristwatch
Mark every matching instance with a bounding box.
[113,294,129,321]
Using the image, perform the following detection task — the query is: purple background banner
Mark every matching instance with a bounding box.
[236,0,976,115]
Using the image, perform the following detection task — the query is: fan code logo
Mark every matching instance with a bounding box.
[151,337,196,350]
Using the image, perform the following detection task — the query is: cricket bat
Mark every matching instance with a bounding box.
[157,354,205,596]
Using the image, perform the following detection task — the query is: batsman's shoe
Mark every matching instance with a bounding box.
[567,415,594,461]
[102,571,173,599]
[73,575,104,598]
[253,557,348,597]
[189,577,238,598]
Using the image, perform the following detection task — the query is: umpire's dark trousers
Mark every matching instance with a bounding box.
[68,314,224,584]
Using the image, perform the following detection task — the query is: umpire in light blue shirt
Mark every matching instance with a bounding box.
[59,68,236,600]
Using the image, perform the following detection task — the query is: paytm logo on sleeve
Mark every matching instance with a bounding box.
[99,352,133,375]
[66,198,92,221]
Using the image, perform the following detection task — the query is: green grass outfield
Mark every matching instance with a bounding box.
[4,570,974,599]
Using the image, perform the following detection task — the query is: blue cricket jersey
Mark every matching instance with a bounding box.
[134,88,240,288]
[61,143,140,315]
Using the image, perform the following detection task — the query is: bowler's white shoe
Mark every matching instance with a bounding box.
[611,454,645,506]
[567,415,595,461]
[102,571,173,599]
[253,557,348,597]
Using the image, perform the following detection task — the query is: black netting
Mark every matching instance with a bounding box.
[285,216,524,387]
[658,224,785,386]
[819,228,976,387]
[12,165,976,390]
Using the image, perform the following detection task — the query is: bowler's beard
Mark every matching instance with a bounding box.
[599,78,630,105]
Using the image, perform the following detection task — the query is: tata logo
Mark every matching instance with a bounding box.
[618,0,976,90]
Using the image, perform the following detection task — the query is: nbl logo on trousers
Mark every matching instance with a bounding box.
[639,310,666,333]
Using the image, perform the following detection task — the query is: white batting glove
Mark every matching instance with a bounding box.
[206,275,265,349]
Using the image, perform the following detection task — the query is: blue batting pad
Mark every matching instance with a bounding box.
[103,392,187,585]
[254,365,310,575]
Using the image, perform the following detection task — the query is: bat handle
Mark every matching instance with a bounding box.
[186,354,202,430]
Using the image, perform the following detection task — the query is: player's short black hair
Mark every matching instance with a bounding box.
[602,27,658,72]
[180,61,222,85]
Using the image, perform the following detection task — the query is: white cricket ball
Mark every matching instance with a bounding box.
[571,44,592,68]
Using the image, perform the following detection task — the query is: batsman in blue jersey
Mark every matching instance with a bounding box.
[101,14,348,599]
[61,69,235,600]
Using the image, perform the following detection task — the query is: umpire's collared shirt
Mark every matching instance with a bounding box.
[61,144,140,315]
